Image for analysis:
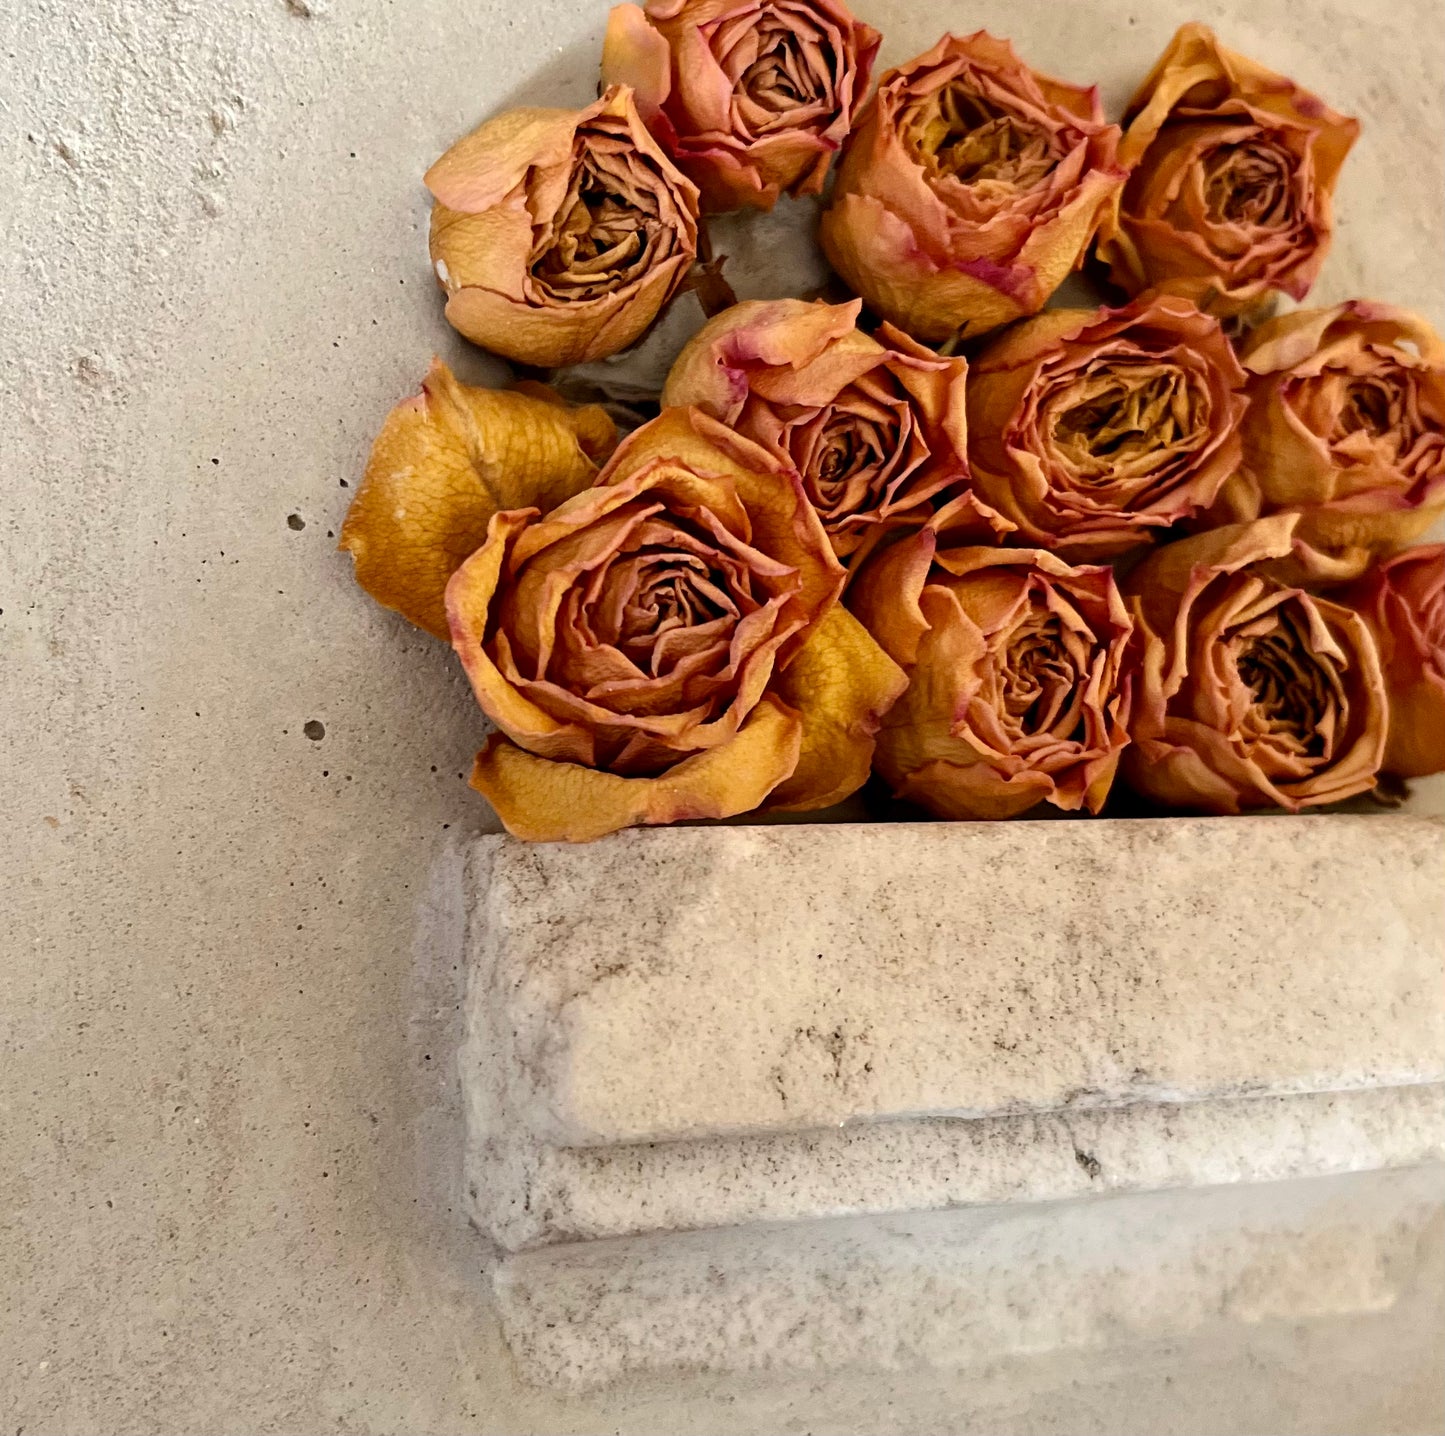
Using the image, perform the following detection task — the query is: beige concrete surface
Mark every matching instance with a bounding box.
[3,0,1443,1432]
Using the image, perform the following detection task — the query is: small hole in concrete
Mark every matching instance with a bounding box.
[287,513,306,531]
[304,720,326,741]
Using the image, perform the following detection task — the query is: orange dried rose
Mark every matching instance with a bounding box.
[1215,302,1445,573]
[1339,545,1445,780]
[849,529,1134,819]
[818,32,1125,342]
[966,294,1247,559]
[426,87,700,367]
[1123,514,1386,814]
[339,360,618,639]
[662,297,1009,563]
[1098,23,1359,318]
[601,0,880,213]
[445,406,905,841]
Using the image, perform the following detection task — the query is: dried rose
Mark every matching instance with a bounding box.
[1214,303,1445,573]
[818,32,1125,342]
[445,406,905,841]
[1339,545,1445,780]
[965,294,1247,559]
[601,0,880,213]
[848,530,1134,819]
[1097,23,1359,319]
[662,297,1009,564]
[339,360,618,639]
[1123,514,1386,813]
[426,87,700,368]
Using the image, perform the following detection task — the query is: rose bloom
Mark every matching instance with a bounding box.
[966,294,1247,559]
[662,297,1009,564]
[425,87,700,368]
[602,0,880,212]
[1215,302,1445,571]
[849,530,1134,819]
[818,32,1125,342]
[339,361,618,639]
[445,407,905,841]
[1339,545,1445,780]
[1123,514,1386,814]
[1098,23,1359,319]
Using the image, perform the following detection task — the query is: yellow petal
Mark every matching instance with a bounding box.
[471,697,804,842]
[339,361,617,639]
[764,605,908,811]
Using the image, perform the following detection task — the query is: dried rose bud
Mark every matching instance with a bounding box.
[1123,514,1386,813]
[426,87,700,367]
[446,407,905,841]
[339,361,617,639]
[966,294,1247,559]
[602,0,880,212]
[1098,23,1359,319]
[663,298,1009,563]
[1339,545,1445,780]
[1214,302,1445,574]
[849,530,1135,819]
[819,32,1125,342]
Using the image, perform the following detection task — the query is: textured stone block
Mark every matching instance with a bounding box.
[469,817,1445,1149]
[493,1165,1445,1390]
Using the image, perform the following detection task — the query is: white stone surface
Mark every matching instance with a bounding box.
[468,1081,1445,1250]
[494,1165,1445,1391]
[471,818,1445,1149]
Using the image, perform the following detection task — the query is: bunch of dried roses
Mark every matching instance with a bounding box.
[341,11,1445,841]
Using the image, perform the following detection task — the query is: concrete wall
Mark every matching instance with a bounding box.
[4,0,1443,1431]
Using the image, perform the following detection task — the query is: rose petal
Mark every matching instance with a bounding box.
[764,603,907,810]
[339,361,616,639]
[470,695,803,841]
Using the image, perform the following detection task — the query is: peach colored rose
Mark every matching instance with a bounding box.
[445,406,905,841]
[1214,302,1445,573]
[1339,545,1445,780]
[849,529,1134,819]
[1097,23,1359,319]
[1123,514,1386,813]
[662,297,1009,564]
[966,294,1247,559]
[339,361,618,639]
[602,0,880,212]
[426,87,700,367]
[818,32,1125,342]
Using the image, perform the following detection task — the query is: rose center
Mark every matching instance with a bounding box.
[1001,617,1077,735]
[1335,376,1397,438]
[1049,368,1201,481]
[905,83,1059,189]
[1236,615,1337,758]
[531,126,670,302]
[1202,140,1295,230]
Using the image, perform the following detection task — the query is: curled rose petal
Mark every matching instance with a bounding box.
[1339,545,1445,779]
[966,294,1247,558]
[338,360,617,639]
[1123,514,1387,813]
[1215,302,1445,573]
[818,32,1125,342]
[1097,23,1359,318]
[470,697,802,843]
[426,87,700,366]
[602,0,881,212]
[445,406,854,840]
[849,529,1135,820]
[664,297,1011,563]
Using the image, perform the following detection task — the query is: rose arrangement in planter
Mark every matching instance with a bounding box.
[342,11,1445,841]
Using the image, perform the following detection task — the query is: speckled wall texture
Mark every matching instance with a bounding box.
[3,0,1443,1432]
